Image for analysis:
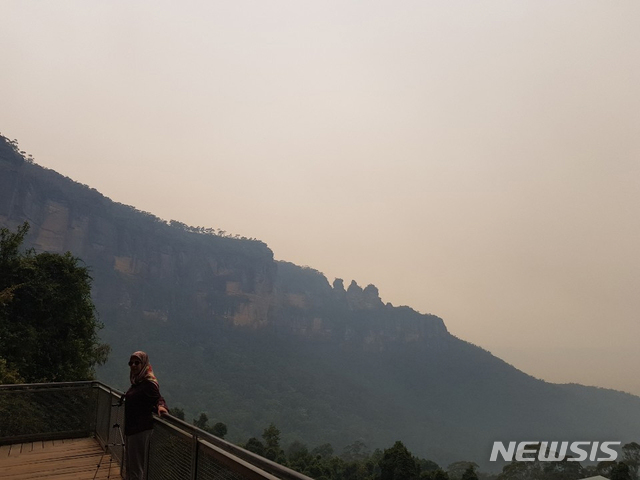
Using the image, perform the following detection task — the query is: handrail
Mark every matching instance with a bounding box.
[0,381,316,480]
[154,415,315,480]
[0,381,95,390]
[91,381,126,397]
[199,438,282,480]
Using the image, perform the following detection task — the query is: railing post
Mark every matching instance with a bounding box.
[191,433,199,480]
[93,383,101,443]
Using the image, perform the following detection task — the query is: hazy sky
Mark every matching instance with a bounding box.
[2,1,639,395]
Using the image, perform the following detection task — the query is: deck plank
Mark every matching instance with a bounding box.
[8,444,21,457]
[0,437,121,479]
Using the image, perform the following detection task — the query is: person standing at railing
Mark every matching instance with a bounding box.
[124,350,168,480]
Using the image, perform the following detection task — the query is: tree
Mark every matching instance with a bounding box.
[378,441,420,480]
[595,460,619,478]
[193,413,209,429]
[262,423,284,462]
[245,437,265,456]
[287,440,312,472]
[262,423,281,450]
[447,461,479,480]
[287,440,310,461]
[498,460,545,480]
[417,458,441,475]
[0,222,109,382]
[311,443,334,459]
[622,442,640,480]
[611,462,633,480]
[211,422,227,438]
[423,469,449,480]
[460,466,479,480]
[169,407,185,420]
[341,440,370,462]
[0,357,22,384]
[541,458,584,480]
[191,412,227,438]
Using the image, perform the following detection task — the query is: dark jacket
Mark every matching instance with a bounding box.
[124,380,167,436]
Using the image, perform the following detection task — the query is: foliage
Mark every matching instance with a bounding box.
[236,429,640,480]
[263,422,286,462]
[342,440,372,462]
[239,430,461,480]
[622,442,640,480]
[191,412,228,438]
[460,467,479,480]
[169,407,186,420]
[447,462,479,480]
[194,412,210,430]
[312,443,335,459]
[426,470,450,480]
[378,441,420,480]
[611,462,632,480]
[168,219,262,242]
[496,443,640,480]
[0,222,109,382]
[212,422,228,438]
[0,133,35,165]
[245,437,265,456]
[0,357,22,384]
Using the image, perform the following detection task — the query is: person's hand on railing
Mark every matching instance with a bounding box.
[157,405,168,416]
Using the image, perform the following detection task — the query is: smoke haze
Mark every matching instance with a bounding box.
[1,1,639,394]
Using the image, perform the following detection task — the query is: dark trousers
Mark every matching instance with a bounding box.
[125,430,153,480]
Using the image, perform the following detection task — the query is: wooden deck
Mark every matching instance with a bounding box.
[0,437,122,479]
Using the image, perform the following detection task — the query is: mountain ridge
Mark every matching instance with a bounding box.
[1,134,638,470]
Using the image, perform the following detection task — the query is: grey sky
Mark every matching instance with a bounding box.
[2,1,639,395]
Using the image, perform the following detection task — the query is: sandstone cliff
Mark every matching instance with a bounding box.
[0,137,447,347]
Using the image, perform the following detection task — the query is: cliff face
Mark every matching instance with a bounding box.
[0,139,447,348]
[272,261,447,347]
[0,150,276,332]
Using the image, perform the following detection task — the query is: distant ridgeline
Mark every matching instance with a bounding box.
[2,134,639,470]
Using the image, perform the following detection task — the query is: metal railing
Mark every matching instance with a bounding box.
[0,381,314,480]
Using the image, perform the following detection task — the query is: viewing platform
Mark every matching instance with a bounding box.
[0,382,314,480]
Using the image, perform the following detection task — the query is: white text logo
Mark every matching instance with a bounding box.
[489,441,620,462]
